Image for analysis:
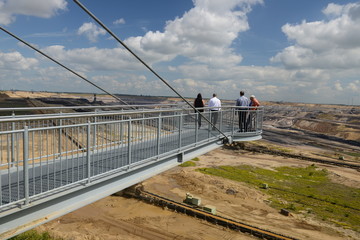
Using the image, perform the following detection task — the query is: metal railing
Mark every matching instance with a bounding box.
[0,105,263,213]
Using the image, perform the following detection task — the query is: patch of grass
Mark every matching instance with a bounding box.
[317,113,335,120]
[10,230,62,240]
[349,120,360,124]
[197,164,360,232]
[191,157,200,161]
[179,161,196,167]
[246,141,293,153]
[269,146,293,153]
[342,152,360,158]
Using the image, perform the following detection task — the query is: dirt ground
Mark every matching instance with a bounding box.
[36,143,360,240]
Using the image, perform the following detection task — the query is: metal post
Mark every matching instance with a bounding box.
[178,112,182,150]
[195,113,198,145]
[23,126,29,205]
[86,121,91,184]
[11,121,15,167]
[142,113,145,140]
[58,114,62,157]
[58,118,62,185]
[231,108,235,134]
[219,110,223,133]
[93,114,97,149]
[208,111,211,140]
[157,113,161,157]
[128,117,132,169]
[127,118,132,168]
[120,115,123,144]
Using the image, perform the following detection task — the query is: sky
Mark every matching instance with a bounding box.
[0,0,359,105]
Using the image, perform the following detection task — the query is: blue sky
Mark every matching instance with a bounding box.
[0,0,359,105]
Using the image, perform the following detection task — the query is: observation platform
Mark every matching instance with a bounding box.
[0,104,263,238]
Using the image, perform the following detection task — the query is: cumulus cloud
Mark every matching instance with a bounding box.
[0,0,67,25]
[4,0,357,104]
[0,51,38,70]
[124,0,263,67]
[113,18,125,25]
[271,2,360,69]
[38,0,263,81]
[41,45,143,72]
[77,22,107,43]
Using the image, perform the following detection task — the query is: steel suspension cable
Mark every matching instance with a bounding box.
[0,26,134,109]
[74,0,229,142]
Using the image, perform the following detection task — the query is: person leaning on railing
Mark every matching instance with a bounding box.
[249,95,260,110]
[248,95,260,131]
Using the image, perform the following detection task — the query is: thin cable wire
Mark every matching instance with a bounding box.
[73,0,229,141]
[0,25,134,109]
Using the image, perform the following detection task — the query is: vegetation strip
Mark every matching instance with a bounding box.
[197,165,360,232]
[270,186,360,212]
[9,230,62,240]
[224,144,360,170]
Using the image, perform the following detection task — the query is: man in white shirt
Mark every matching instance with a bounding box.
[208,93,221,130]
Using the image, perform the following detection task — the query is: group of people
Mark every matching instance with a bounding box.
[193,91,260,131]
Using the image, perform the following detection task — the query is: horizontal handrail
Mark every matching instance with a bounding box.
[0,105,263,123]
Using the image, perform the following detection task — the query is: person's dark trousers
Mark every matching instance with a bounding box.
[197,112,202,128]
[210,110,218,130]
[238,111,247,132]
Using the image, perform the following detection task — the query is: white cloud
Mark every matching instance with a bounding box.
[0,0,67,25]
[271,2,360,69]
[334,81,343,91]
[113,18,125,25]
[346,80,359,92]
[77,22,107,43]
[0,51,38,70]
[124,0,263,67]
[2,0,358,105]
[322,3,344,17]
[41,45,143,72]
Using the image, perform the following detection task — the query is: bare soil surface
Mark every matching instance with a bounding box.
[36,143,360,240]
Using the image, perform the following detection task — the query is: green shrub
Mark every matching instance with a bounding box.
[179,161,196,167]
[10,230,62,240]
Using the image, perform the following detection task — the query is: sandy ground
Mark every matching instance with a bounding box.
[36,144,360,240]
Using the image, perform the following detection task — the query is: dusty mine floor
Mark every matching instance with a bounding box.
[36,141,360,240]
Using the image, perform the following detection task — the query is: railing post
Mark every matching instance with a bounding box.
[23,125,29,205]
[219,110,223,132]
[11,121,15,167]
[93,113,97,149]
[195,113,198,145]
[157,113,161,157]
[178,112,182,150]
[120,115,123,145]
[127,117,132,168]
[208,111,211,140]
[58,114,62,158]
[231,108,235,134]
[142,113,145,140]
[86,121,91,184]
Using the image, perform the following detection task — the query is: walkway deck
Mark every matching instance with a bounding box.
[0,105,263,238]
